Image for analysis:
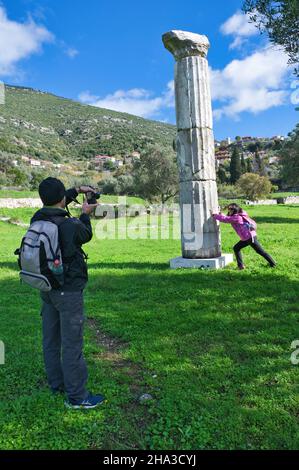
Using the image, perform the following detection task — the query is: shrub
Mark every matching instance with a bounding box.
[218,184,242,199]
[100,176,120,195]
[237,173,272,201]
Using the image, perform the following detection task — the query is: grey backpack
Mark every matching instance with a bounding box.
[15,219,64,291]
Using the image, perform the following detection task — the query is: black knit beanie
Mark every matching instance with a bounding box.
[39,177,66,206]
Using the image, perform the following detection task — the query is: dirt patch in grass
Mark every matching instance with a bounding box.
[87,318,147,394]
[88,318,129,351]
[87,317,154,448]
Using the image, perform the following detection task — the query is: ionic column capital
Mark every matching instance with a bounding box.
[162,30,210,61]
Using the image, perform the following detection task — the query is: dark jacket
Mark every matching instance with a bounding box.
[31,188,92,291]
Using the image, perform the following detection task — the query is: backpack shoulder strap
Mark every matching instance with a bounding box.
[47,214,69,227]
[49,215,89,261]
[240,214,257,229]
[43,216,68,260]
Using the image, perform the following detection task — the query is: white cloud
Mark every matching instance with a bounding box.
[214,10,292,118]
[220,10,258,49]
[79,46,289,122]
[78,91,99,103]
[210,46,290,119]
[65,47,79,59]
[59,41,79,59]
[0,6,54,77]
[78,81,174,119]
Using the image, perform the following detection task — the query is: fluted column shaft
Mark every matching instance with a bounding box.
[163,30,221,259]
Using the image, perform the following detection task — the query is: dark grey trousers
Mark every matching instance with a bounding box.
[40,290,88,403]
[233,236,276,268]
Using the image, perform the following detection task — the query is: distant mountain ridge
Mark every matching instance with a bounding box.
[0,84,176,163]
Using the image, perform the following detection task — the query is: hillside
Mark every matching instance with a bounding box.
[0,85,176,163]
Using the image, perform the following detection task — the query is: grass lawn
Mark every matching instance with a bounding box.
[0,204,298,450]
[0,190,40,199]
[271,193,299,199]
[0,190,145,206]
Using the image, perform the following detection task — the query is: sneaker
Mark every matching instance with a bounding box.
[238,265,246,270]
[65,392,106,409]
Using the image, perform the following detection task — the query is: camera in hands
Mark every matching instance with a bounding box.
[86,188,101,205]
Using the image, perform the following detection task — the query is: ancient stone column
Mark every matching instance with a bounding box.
[163,30,233,268]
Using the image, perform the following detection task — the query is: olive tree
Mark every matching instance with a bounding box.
[243,0,299,74]
[133,144,178,204]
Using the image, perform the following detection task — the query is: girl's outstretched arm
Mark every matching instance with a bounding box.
[213,213,241,223]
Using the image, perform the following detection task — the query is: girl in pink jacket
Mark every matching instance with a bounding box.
[213,203,276,270]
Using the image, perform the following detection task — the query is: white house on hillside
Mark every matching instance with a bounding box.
[29,159,41,167]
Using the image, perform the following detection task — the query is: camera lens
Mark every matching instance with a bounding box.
[87,191,101,205]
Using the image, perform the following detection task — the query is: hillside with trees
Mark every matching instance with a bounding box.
[0,84,296,201]
[0,85,176,163]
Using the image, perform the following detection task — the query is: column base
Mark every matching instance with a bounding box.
[169,254,234,269]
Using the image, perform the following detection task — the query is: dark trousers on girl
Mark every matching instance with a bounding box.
[234,236,276,268]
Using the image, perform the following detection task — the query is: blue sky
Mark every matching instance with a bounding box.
[0,0,298,140]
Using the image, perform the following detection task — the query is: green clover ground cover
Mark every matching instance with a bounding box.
[0,205,298,449]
